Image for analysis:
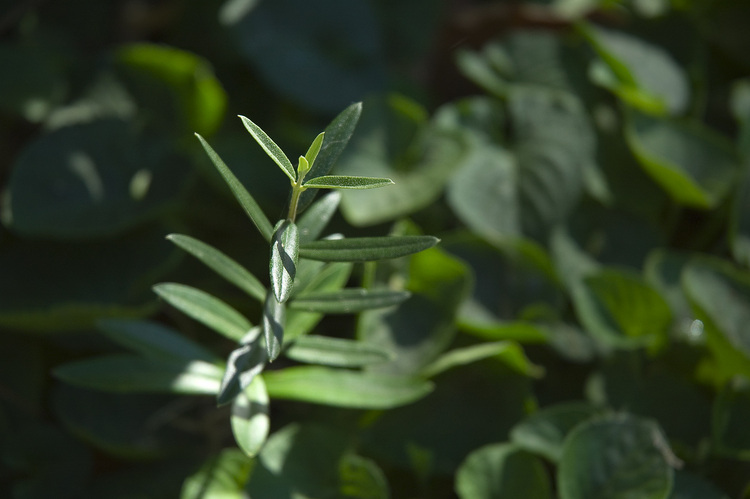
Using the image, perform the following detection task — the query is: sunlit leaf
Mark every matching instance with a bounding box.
[285,335,394,367]
[153,283,251,341]
[299,235,439,262]
[421,341,544,379]
[167,233,266,302]
[269,220,299,303]
[290,289,410,313]
[297,191,341,244]
[54,355,222,394]
[195,133,274,241]
[262,292,285,361]
[239,115,296,182]
[304,131,325,167]
[180,448,253,499]
[217,332,266,406]
[303,175,393,190]
[231,376,270,458]
[263,366,433,408]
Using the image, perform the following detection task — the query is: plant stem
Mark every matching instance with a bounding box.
[287,183,304,222]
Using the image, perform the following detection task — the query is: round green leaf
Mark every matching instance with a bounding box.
[455,443,551,499]
[557,414,675,499]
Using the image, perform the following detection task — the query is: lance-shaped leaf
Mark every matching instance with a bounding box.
[302,175,394,190]
[97,319,220,364]
[299,235,439,262]
[153,283,251,341]
[297,191,341,244]
[231,376,270,458]
[167,234,266,302]
[284,335,394,367]
[194,133,273,241]
[263,366,433,409]
[239,115,296,182]
[297,102,363,212]
[289,288,411,313]
[262,292,285,361]
[304,132,325,166]
[270,220,299,303]
[217,329,266,406]
[54,355,223,394]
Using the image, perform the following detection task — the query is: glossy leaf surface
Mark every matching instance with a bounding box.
[299,235,439,262]
[285,335,394,367]
[269,220,299,303]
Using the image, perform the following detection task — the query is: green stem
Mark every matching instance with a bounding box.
[287,183,305,222]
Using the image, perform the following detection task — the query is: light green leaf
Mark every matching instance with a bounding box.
[683,257,750,381]
[217,332,266,406]
[231,376,270,458]
[304,131,325,167]
[180,448,253,499]
[557,414,675,499]
[262,292,285,361]
[297,191,341,244]
[239,115,296,182]
[299,235,439,262]
[624,108,741,209]
[54,355,222,394]
[284,335,394,367]
[290,289,410,313]
[303,175,394,190]
[153,283,251,341]
[421,341,544,379]
[167,233,266,302]
[263,366,433,408]
[97,318,219,363]
[510,402,602,462]
[195,133,274,241]
[455,443,551,499]
[572,269,672,350]
[270,220,299,303]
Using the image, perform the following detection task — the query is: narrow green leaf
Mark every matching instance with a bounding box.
[421,341,544,379]
[263,366,433,409]
[297,102,363,212]
[290,289,410,313]
[217,332,266,406]
[238,115,296,182]
[270,220,299,303]
[297,191,341,244]
[153,283,251,341]
[455,443,551,499]
[303,175,394,190]
[284,335,394,367]
[231,376,270,458]
[97,318,219,364]
[167,234,266,302]
[297,155,310,181]
[262,292,285,361]
[54,355,222,394]
[194,133,274,241]
[304,131,325,167]
[299,235,439,262]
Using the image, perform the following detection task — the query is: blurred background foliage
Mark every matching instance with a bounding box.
[2,0,750,497]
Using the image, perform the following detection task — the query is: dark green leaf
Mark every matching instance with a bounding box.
[98,318,220,363]
[153,283,252,341]
[290,288,410,313]
[263,366,433,408]
[299,235,439,262]
[730,170,750,267]
[455,443,551,499]
[239,115,296,182]
[270,220,299,303]
[262,292,286,361]
[510,402,602,462]
[297,191,341,244]
[231,376,270,458]
[284,335,394,367]
[195,133,274,241]
[167,234,266,302]
[54,355,222,394]
[303,175,393,190]
[670,471,730,499]
[557,414,676,499]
